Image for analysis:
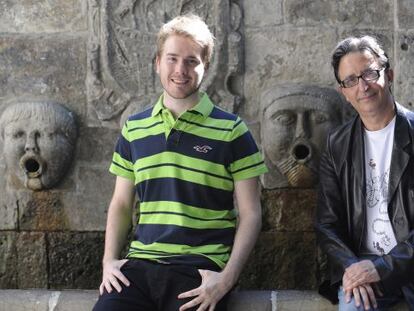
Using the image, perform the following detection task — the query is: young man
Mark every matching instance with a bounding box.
[93,14,267,311]
[316,35,414,310]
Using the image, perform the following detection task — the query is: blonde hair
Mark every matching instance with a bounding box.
[157,14,215,66]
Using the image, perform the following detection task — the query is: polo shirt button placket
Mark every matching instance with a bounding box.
[165,113,184,150]
[162,110,173,135]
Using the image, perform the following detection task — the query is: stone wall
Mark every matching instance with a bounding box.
[0,0,413,291]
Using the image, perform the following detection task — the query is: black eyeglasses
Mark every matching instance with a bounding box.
[339,68,384,88]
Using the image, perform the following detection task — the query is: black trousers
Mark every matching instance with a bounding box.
[93,259,229,311]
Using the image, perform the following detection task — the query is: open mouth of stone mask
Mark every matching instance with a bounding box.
[273,140,317,187]
[19,154,45,190]
[291,140,312,164]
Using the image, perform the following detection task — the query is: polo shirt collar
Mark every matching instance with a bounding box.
[151,92,214,118]
[189,92,214,118]
[151,94,164,117]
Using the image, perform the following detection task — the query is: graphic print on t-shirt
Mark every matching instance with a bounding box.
[363,116,397,256]
[366,160,392,254]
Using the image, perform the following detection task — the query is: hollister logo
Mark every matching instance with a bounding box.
[193,145,212,153]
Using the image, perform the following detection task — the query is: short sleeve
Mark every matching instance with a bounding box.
[109,121,135,181]
[228,118,268,181]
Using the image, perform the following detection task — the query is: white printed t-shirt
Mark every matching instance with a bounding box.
[362,116,398,255]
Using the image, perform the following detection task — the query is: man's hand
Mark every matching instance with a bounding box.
[343,260,380,291]
[344,284,378,310]
[99,259,130,295]
[177,269,231,311]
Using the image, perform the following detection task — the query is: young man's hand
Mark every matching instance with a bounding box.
[177,269,231,311]
[99,259,130,295]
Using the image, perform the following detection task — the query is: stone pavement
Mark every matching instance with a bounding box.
[0,290,409,311]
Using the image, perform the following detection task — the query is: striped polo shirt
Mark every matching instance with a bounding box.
[109,92,267,270]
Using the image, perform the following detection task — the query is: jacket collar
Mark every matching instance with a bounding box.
[351,116,365,194]
[351,116,366,249]
[388,103,411,204]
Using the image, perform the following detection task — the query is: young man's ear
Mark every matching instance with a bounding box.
[155,55,160,74]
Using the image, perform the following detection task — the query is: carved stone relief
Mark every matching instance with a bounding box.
[86,0,244,123]
[0,102,77,191]
[260,85,347,189]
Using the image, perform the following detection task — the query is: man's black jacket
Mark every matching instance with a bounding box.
[315,103,414,306]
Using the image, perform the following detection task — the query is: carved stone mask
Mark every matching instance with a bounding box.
[260,85,344,189]
[0,102,77,191]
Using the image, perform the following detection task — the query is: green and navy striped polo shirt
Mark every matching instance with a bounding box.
[109,92,267,270]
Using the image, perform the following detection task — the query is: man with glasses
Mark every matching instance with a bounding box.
[316,35,414,310]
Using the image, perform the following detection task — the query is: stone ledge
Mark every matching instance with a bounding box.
[0,289,408,311]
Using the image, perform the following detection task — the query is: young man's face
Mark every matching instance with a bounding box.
[156,34,206,103]
[338,51,393,117]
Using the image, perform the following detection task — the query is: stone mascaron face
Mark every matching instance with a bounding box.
[260,85,343,188]
[1,102,77,191]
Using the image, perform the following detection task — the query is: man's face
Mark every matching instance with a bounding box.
[3,118,73,190]
[156,35,206,103]
[338,51,393,117]
[262,95,340,187]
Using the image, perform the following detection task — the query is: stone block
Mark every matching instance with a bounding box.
[59,193,108,232]
[276,290,335,310]
[286,0,392,28]
[395,31,414,109]
[336,0,393,28]
[261,189,317,231]
[0,232,17,289]
[228,290,272,311]
[0,154,4,170]
[243,0,283,28]
[0,0,87,33]
[0,189,18,230]
[11,165,112,232]
[239,232,317,290]
[243,28,337,120]
[77,126,120,163]
[48,232,104,289]
[61,166,114,231]
[17,191,71,231]
[77,166,115,200]
[54,290,98,311]
[0,290,51,311]
[0,35,87,121]
[284,0,337,26]
[16,232,47,288]
[397,0,414,30]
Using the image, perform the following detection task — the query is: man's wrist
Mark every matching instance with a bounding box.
[220,269,238,291]
[102,257,118,265]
